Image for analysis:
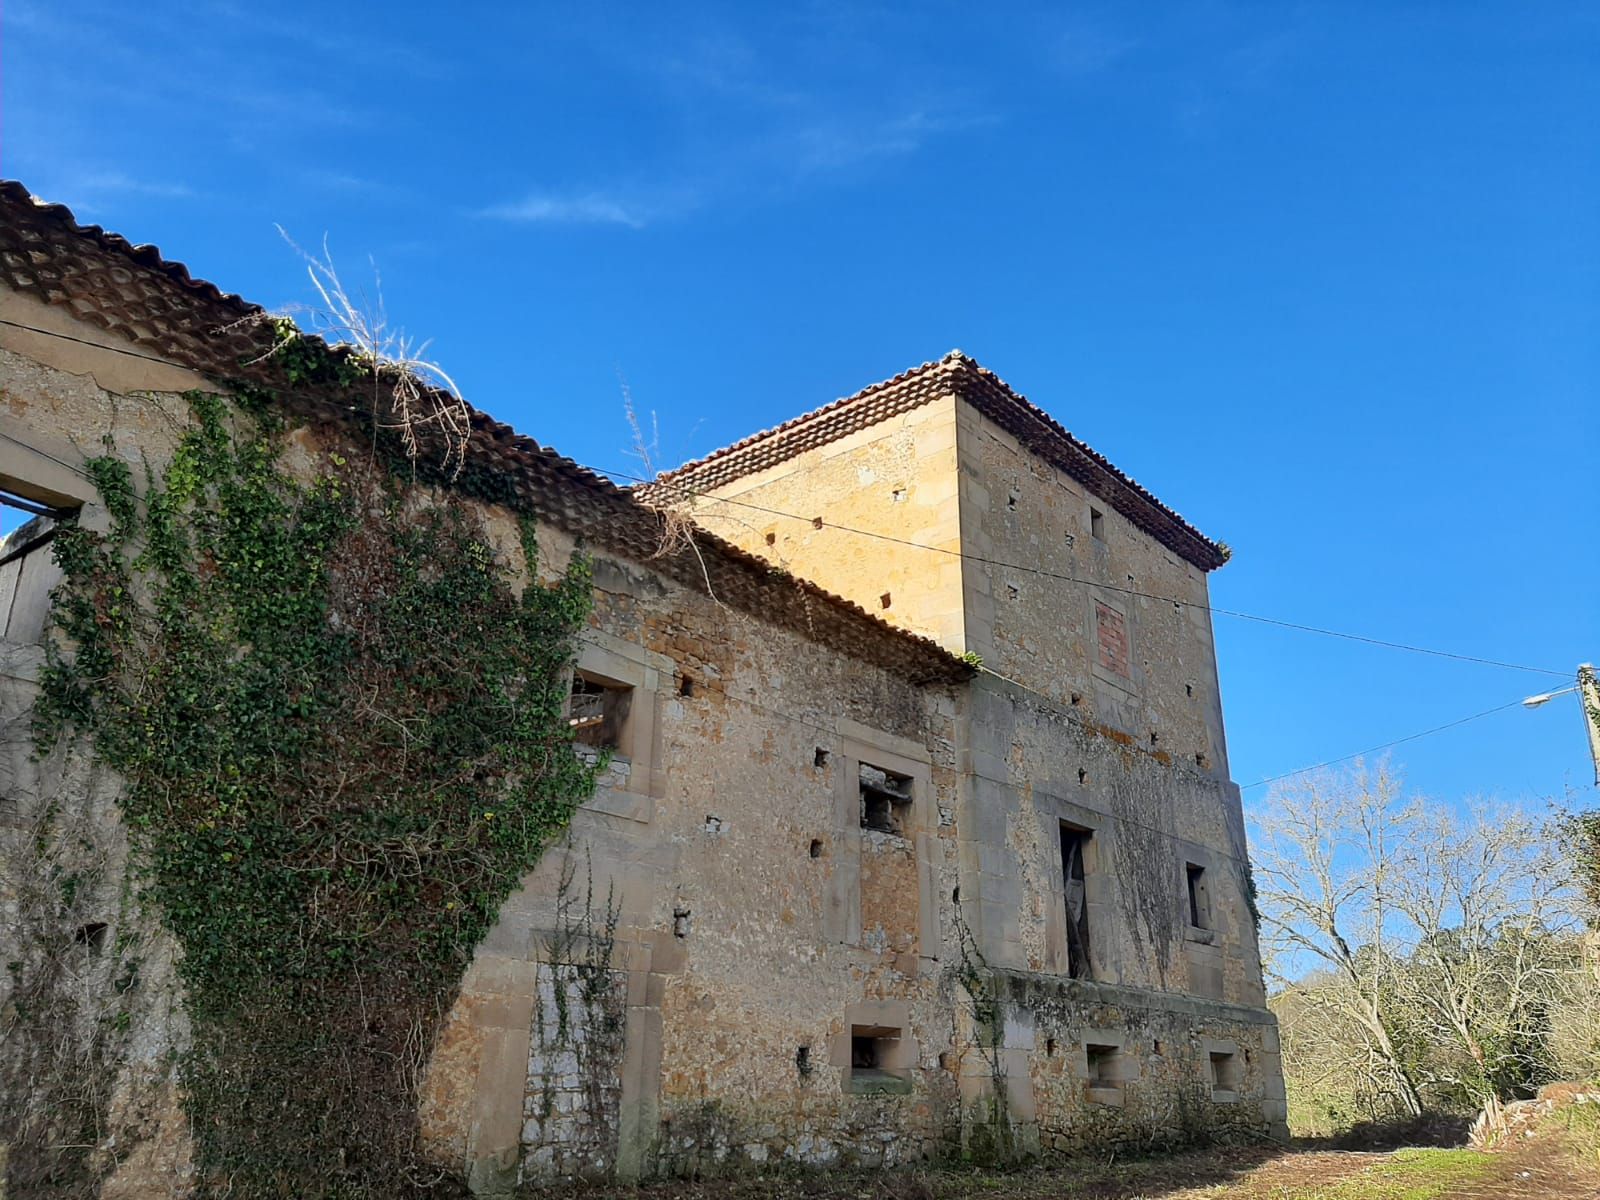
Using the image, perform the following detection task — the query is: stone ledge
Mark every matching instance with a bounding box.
[987,968,1280,1027]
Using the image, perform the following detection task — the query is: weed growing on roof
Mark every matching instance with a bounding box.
[35,391,597,1198]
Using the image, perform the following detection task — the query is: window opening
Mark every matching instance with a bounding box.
[1090,507,1105,540]
[1085,1043,1119,1087]
[1186,863,1211,930]
[859,763,913,836]
[1,490,74,644]
[1061,825,1093,979]
[848,1024,903,1090]
[1210,1050,1241,1095]
[568,672,631,751]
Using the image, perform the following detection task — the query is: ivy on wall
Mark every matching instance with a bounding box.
[34,391,598,1198]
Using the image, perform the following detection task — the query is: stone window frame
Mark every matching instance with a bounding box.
[1,436,95,647]
[1175,841,1223,945]
[1190,857,1209,934]
[1205,1038,1243,1102]
[568,632,670,824]
[1034,793,1114,982]
[831,999,917,1096]
[823,718,938,966]
[1088,589,1140,699]
[1078,1029,1137,1108]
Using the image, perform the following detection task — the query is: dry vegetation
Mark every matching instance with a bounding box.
[1248,762,1599,1135]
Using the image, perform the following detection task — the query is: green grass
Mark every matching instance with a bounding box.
[1277,1149,1494,1200]
[1556,1097,1600,1168]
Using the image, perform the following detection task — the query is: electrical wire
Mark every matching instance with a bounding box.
[1238,697,1533,791]
[2,313,1571,678]
[596,464,1573,678]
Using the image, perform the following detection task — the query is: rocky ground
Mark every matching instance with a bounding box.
[524,1088,1600,1200]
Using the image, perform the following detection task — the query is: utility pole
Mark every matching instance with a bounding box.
[1523,664,1600,786]
[1580,664,1600,787]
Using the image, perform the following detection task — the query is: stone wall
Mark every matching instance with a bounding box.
[952,402,1229,779]
[419,516,970,1189]
[2,269,1286,1194]
[0,305,204,1197]
[686,393,967,650]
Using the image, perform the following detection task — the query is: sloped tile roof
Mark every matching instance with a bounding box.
[0,180,972,686]
[650,351,1227,572]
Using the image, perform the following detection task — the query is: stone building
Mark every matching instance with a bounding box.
[0,182,1284,1196]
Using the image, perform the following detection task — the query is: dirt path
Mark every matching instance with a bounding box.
[1443,1136,1600,1200]
[522,1138,1600,1199]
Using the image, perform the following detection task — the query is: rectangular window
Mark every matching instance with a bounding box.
[859,763,913,836]
[1210,1050,1241,1098]
[1,490,73,645]
[1090,506,1105,541]
[1186,863,1211,930]
[846,1024,910,1094]
[1061,825,1093,979]
[1084,1041,1125,1105]
[568,673,632,752]
[1085,1043,1119,1086]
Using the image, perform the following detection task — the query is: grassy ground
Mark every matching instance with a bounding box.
[523,1127,1600,1200]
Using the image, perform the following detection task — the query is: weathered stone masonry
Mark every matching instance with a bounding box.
[0,181,1285,1195]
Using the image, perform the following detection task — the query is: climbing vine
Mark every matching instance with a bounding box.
[34,391,598,1197]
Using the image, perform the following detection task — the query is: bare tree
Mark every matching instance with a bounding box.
[1387,802,1580,1101]
[1250,761,1426,1116]
[1251,762,1583,1122]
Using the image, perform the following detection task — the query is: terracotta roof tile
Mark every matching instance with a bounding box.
[651,350,1227,572]
[0,180,972,686]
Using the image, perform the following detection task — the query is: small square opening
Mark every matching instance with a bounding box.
[569,673,632,751]
[1085,1043,1119,1086]
[859,763,913,836]
[1210,1050,1241,1096]
[847,1024,909,1094]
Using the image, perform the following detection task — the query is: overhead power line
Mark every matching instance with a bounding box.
[1,315,1568,677]
[1239,697,1530,791]
[598,464,1571,679]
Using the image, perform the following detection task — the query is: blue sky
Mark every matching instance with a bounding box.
[6,2,1597,809]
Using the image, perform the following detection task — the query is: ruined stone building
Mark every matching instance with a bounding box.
[0,182,1285,1195]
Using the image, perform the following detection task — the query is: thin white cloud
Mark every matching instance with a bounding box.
[25,168,194,212]
[789,109,993,173]
[479,192,653,229]
[1055,27,1138,78]
[476,187,697,228]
